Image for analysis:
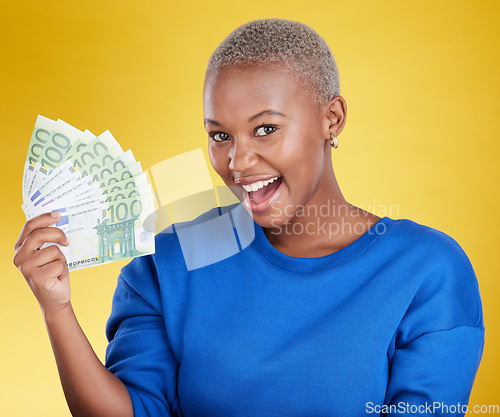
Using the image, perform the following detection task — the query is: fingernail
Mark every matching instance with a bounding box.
[51,211,61,219]
[65,236,70,245]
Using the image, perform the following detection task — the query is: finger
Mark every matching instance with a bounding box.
[32,244,67,268]
[33,258,68,282]
[15,244,66,276]
[14,228,68,270]
[20,226,69,254]
[15,212,63,251]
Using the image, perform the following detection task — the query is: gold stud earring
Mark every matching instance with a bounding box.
[330,134,339,149]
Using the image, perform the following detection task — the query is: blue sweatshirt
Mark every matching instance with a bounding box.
[105,205,484,417]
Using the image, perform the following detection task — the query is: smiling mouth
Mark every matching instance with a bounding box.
[241,175,283,212]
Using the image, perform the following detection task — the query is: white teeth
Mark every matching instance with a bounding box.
[242,176,280,193]
[250,182,261,192]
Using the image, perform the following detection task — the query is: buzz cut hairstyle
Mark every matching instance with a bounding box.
[205,18,341,104]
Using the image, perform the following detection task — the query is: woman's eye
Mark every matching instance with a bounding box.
[210,132,230,142]
[255,125,276,137]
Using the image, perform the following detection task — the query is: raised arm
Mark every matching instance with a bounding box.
[13,212,133,417]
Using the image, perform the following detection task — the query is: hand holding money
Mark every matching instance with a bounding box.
[21,115,156,272]
[13,212,72,313]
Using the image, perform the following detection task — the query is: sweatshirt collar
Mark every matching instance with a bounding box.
[251,216,392,273]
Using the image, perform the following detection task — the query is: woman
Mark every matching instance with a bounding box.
[13,18,484,417]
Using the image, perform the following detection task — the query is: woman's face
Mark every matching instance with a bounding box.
[203,64,335,228]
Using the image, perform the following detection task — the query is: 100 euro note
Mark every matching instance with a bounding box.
[23,115,157,271]
[24,129,124,213]
[32,182,156,271]
[26,119,83,200]
[23,115,56,201]
[23,138,130,217]
[39,189,155,272]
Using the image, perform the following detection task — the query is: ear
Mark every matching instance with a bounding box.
[322,96,347,139]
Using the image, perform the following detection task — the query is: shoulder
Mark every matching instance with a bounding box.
[383,217,475,272]
[387,218,484,335]
[369,217,480,311]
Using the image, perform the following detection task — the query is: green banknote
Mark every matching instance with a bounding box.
[23,115,56,200]
[59,130,97,165]
[27,119,83,200]
[69,130,123,178]
[23,115,156,271]
[36,193,155,271]
[37,118,83,175]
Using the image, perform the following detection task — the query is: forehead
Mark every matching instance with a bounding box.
[203,64,312,117]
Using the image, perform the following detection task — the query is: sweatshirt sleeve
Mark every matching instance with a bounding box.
[383,231,485,416]
[104,254,180,417]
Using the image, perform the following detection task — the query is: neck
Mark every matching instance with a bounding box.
[262,163,381,258]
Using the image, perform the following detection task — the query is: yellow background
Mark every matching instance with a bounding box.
[1,0,498,415]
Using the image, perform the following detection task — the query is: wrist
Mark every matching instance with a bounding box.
[42,302,74,323]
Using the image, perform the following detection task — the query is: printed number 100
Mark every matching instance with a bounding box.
[109,200,143,222]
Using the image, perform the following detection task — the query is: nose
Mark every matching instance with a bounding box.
[228,137,259,174]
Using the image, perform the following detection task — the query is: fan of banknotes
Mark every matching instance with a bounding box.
[22,115,156,271]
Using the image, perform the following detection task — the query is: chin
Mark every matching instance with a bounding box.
[246,204,294,230]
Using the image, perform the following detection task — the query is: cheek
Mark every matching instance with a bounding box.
[209,145,230,178]
[278,123,324,175]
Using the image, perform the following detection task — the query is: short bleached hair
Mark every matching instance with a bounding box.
[205,18,341,104]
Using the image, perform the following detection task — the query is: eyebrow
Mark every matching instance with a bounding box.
[204,109,286,127]
[204,118,221,127]
[248,109,286,122]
